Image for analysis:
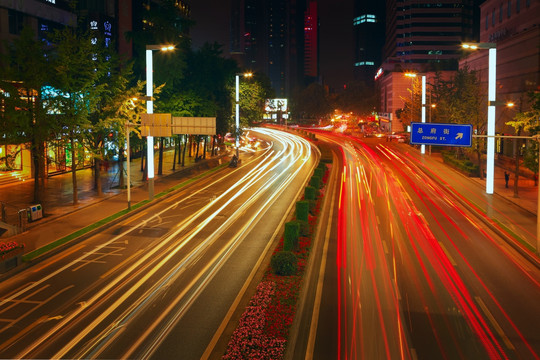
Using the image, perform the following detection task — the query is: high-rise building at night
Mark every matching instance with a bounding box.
[383,0,478,71]
[353,0,384,85]
[304,0,318,80]
[230,0,307,97]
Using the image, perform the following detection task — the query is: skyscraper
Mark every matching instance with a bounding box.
[304,0,318,80]
[353,0,385,85]
[383,0,477,71]
[231,0,307,97]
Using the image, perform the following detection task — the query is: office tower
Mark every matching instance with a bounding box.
[383,0,477,71]
[353,0,385,85]
[231,0,307,97]
[304,0,318,80]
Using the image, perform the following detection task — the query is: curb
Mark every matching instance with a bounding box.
[413,150,540,269]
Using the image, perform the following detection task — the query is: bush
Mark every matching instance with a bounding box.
[308,199,317,215]
[305,186,318,201]
[310,175,321,189]
[314,167,324,180]
[271,251,298,276]
[296,200,309,222]
[284,221,300,251]
[292,219,309,237]
[442,151,480,176]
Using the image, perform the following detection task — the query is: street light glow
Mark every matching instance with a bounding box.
[462,42,497,195]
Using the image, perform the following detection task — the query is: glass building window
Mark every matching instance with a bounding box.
[507,0,511,17]
[499,3,503,22]
[516,0,520,12]
[485,14,489,29]
[492,9,495,26]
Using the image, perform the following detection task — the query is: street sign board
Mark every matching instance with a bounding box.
[172,117,216,135]
[141,113,172,137]
[410,122,472,147]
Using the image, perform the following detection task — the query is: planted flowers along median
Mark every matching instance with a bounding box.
[223,159,331,359]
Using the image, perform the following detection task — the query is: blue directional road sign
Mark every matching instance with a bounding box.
[410,122,473,147]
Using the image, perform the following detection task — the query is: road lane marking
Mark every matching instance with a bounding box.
[438,241,457,266]
[100,250,144,279]
[31,244,87,273]
[0,315,48,353]
[123,211,147,225]
[475,296,515,350]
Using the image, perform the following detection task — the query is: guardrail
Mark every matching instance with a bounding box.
[1,201,28,236]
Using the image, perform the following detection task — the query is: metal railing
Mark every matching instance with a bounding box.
[1,201,27,235]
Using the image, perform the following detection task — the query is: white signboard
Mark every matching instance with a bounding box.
[172,117,216,135]
[141,113,172,137]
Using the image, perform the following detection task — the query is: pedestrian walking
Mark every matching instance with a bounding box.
[504,171,510,188]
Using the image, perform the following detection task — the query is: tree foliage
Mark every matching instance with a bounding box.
[292,82,331,121]
[0,26,53,202]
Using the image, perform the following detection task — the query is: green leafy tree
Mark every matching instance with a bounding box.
[0,26,54,203]
[183,43,237,135]
[233,78,266,127]
[47,27,110,205]
[507,91,540,190]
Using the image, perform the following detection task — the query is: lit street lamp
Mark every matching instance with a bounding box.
[462,42,497,195]
[145,44,174,200]
[235,72,253,158]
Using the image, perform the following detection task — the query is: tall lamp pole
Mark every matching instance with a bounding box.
[145,44,174,200]
[404,72,427,154]
[235,72,253,158]
[463,42,497,195]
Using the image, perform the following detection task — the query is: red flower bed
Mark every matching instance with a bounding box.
[0,241,24,259]
[222,281,286,360]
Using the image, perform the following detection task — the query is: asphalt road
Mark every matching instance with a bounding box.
[296,133,540,360]
[0,128,318,359]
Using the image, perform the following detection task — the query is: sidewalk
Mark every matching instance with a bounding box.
[0,148,231,255]
[401,146,539,262]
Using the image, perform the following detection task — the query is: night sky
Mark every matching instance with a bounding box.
[189,0,354,89]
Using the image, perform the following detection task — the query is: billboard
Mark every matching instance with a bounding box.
[265,98,288,113]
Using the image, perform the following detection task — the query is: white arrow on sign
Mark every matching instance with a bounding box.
[455,133,464,140]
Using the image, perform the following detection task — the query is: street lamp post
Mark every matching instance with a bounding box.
[405,72,427,154]
[145,44,174,200]
[463,42,497,195]
[235,72,253,158]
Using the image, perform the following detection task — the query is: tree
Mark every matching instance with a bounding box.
[428,69,484,177]
[332,81,376,116]
[233,78,266,127]
[0,26,53,204]
[182,43,237,135]
[292,83,331,122]
[47,27,110,205]
[86,45,134,196]
[507,91,540,190]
